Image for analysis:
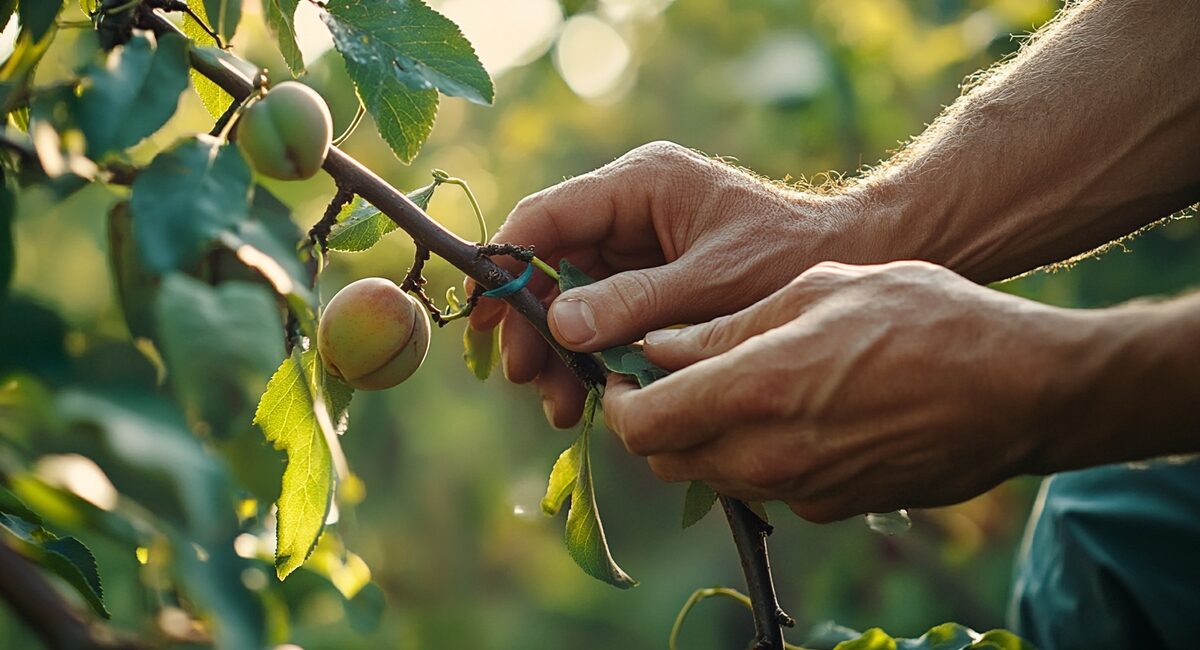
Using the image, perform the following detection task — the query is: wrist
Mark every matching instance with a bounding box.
[1026,296,1200,474]
[826,174,958,271]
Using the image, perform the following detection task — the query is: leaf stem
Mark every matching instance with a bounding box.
[531,256,559,281]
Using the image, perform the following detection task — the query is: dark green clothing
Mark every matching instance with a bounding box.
[1010,459,1200,649]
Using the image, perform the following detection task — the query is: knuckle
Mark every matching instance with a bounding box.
[610,270,663,318]
[730,367,792,421]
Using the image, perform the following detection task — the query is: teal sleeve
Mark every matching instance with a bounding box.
[1010,459,1200,650]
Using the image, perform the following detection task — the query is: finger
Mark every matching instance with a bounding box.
[535,356,587,429]
[548,255,715,351]
[490,141,703,265]
[499,315,548,384]
[602,350,767,455]
[643,261,850,370]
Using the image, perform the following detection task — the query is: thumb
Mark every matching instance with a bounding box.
[548,264,702,352]
[642,280,808,371]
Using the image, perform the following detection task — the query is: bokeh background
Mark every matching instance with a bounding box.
[4,0,1199,648]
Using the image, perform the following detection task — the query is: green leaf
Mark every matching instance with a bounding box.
[0,180,12,300]
[76,31,191,158]
[0,26,53,114]
[253,348,353,579]
[969,630,1036,650]
[107,202,159,339]
[39,537,108,618]
[561,390,637,588]
[896,623,976,650]
[835,628,898,650]
[463,324,499,381]
[357,75,438,164]
[217,188,317,335]
[18,0,62,43]
[557,259,596,292]
[261,0,303,74]
[322,0,493,105]
[541,442,578,517]
[681,480,718,528]
[131,135,253,272]
[184,2,232,118]
[326,182,436,252]
[57,390,234,536]
[0,486,109,619]
[203,0,242,43]
[156,274,284,439]
[599,344,669,387]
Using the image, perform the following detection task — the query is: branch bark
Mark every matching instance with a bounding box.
[0,540,143,650]
[143,9,789,648]
[721,497,792,649]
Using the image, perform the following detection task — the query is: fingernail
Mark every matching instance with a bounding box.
[542,397,557,427]
[551,298,596,345]
[644,329,680,345]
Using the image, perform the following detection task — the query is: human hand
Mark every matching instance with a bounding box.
[469,141,870,428]
[603,261,1102,522]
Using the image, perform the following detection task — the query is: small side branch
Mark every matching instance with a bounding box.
[141,10,606,388]
[721,497,793,650]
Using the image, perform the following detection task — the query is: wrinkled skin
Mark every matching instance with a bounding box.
[318,278,431,391]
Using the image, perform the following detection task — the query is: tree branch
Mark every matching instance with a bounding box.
[142,9,789,648]
[721,497,792,649]
[0,540,144,650]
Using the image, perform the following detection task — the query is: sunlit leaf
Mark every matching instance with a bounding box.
[835,628,897,650]
[253,348,353,579]
[184,1,232,118]
[131,135,252,272]
[76,31,191,158]
[18,0,62,43]
[463,324,499,381]
[322,0,493,104]
[541,442,578,517]
[326,182,436,252]
[561,390,636,588]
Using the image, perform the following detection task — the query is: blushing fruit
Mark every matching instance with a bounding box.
[236,81,333,180]
[317,278,431,390]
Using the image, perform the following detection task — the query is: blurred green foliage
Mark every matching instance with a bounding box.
[2,0,1197,648]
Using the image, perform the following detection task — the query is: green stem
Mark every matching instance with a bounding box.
[670,587,805,650]
[431,169,487,243]
[332,102,366,146]
[531,256,559,282]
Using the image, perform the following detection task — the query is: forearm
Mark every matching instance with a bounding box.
[1033,290,1200,474]
[842,0,1200,283]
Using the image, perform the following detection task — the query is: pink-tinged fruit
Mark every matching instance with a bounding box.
[317,278,431,390]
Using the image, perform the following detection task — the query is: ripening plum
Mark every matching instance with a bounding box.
[317,278,431,390]
[236,81,333,180]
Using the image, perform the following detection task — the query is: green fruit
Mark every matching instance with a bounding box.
[236,81,333,180]
[317,278,431,390]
